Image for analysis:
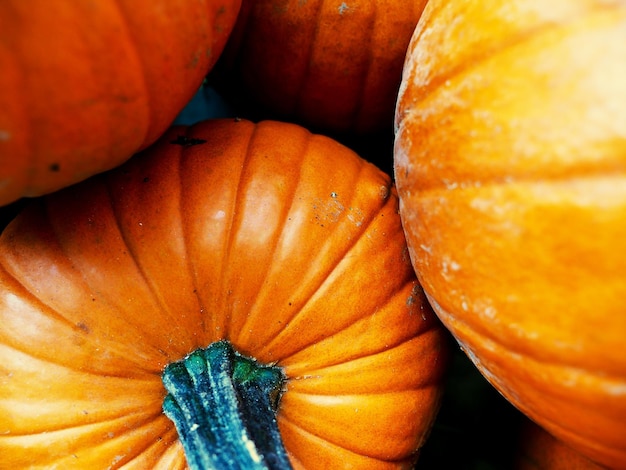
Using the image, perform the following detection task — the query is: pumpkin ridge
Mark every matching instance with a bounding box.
[277,416,418,468]
[103,172,196,352]
[279,284,440,373]
[10,413,176,468]
[176,124,213,344]
[86,416,177,469]
[41,184,198,368]
[463,317,626,401]
[276,414,370,460]
[403,172,626,201]
[0,284,158,379]
[0,405,164,438]
[145,434,187,470]
[44,179,219,370]
[0,317,157,380]
[283,387,442,403]
[400,2,623,113]
[109,431,181,470]
[255,165,395,358]
[279,389,434,461]
[427,293,626,383]
[233,131,312,348]
[0,257,78,340]
[232,128,381,356]
[0,220,164,377]
[213,121,259,341]
[284,332,446,394]
[176,122,238,343]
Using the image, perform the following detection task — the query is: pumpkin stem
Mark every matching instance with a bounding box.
[162,340,292,470]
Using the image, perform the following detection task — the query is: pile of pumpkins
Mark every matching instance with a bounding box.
[0,1,624,469]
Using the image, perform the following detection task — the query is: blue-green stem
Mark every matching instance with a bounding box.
[162,340,292,470]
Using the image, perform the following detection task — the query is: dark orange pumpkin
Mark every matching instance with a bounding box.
[516,419,606,470]
[0,118,448,468]
[394,1,626,468]
[212,0,428,135]
[0,0,240,206]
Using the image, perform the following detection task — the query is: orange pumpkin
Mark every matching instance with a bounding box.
[0,0,241,206]
[212,0,428,135]
[394,1,626,468]
[0,118,448,468]
[516,419,606,470]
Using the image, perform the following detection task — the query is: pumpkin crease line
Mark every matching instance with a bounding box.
[284,327,444,389]
[277,411,414,463]
[0,406,166,438]
[104,174,192,360]
[215,122,259,341]
[403,172,626,199]
[259,162,393,358]
[403,3,624,110]
[235,129,311,345]
[178,125,213,341]
[437,300,626,392]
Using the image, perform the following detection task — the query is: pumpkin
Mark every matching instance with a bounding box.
[516,419,606,470]
[211,0,428,136]
[393,1,626,468]
[0,118,448,468]
[0,0,241,207]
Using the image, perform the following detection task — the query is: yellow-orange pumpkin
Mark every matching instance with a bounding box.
[212,0,428,135]
[0,118,448,468]
[0,0,240,206]
[394,1,626,468]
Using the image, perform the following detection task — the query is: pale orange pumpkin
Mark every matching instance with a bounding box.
[394,1,626,468]
[0,0,240,206]
[0,118,448,468]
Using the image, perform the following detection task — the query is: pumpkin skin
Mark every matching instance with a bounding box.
[394,1,626,469]
[0,118,448,468]
[516,419,606,470]
[212,0,428,135]
[0,0,240,206]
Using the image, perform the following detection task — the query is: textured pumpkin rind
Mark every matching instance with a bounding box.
[394,1,626,468]
[213,0,428,135]
[0,119,448,468]
[0,0,241,206]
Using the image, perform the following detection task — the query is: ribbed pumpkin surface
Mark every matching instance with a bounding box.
[0,119,448,468]
[394,1,626,468]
